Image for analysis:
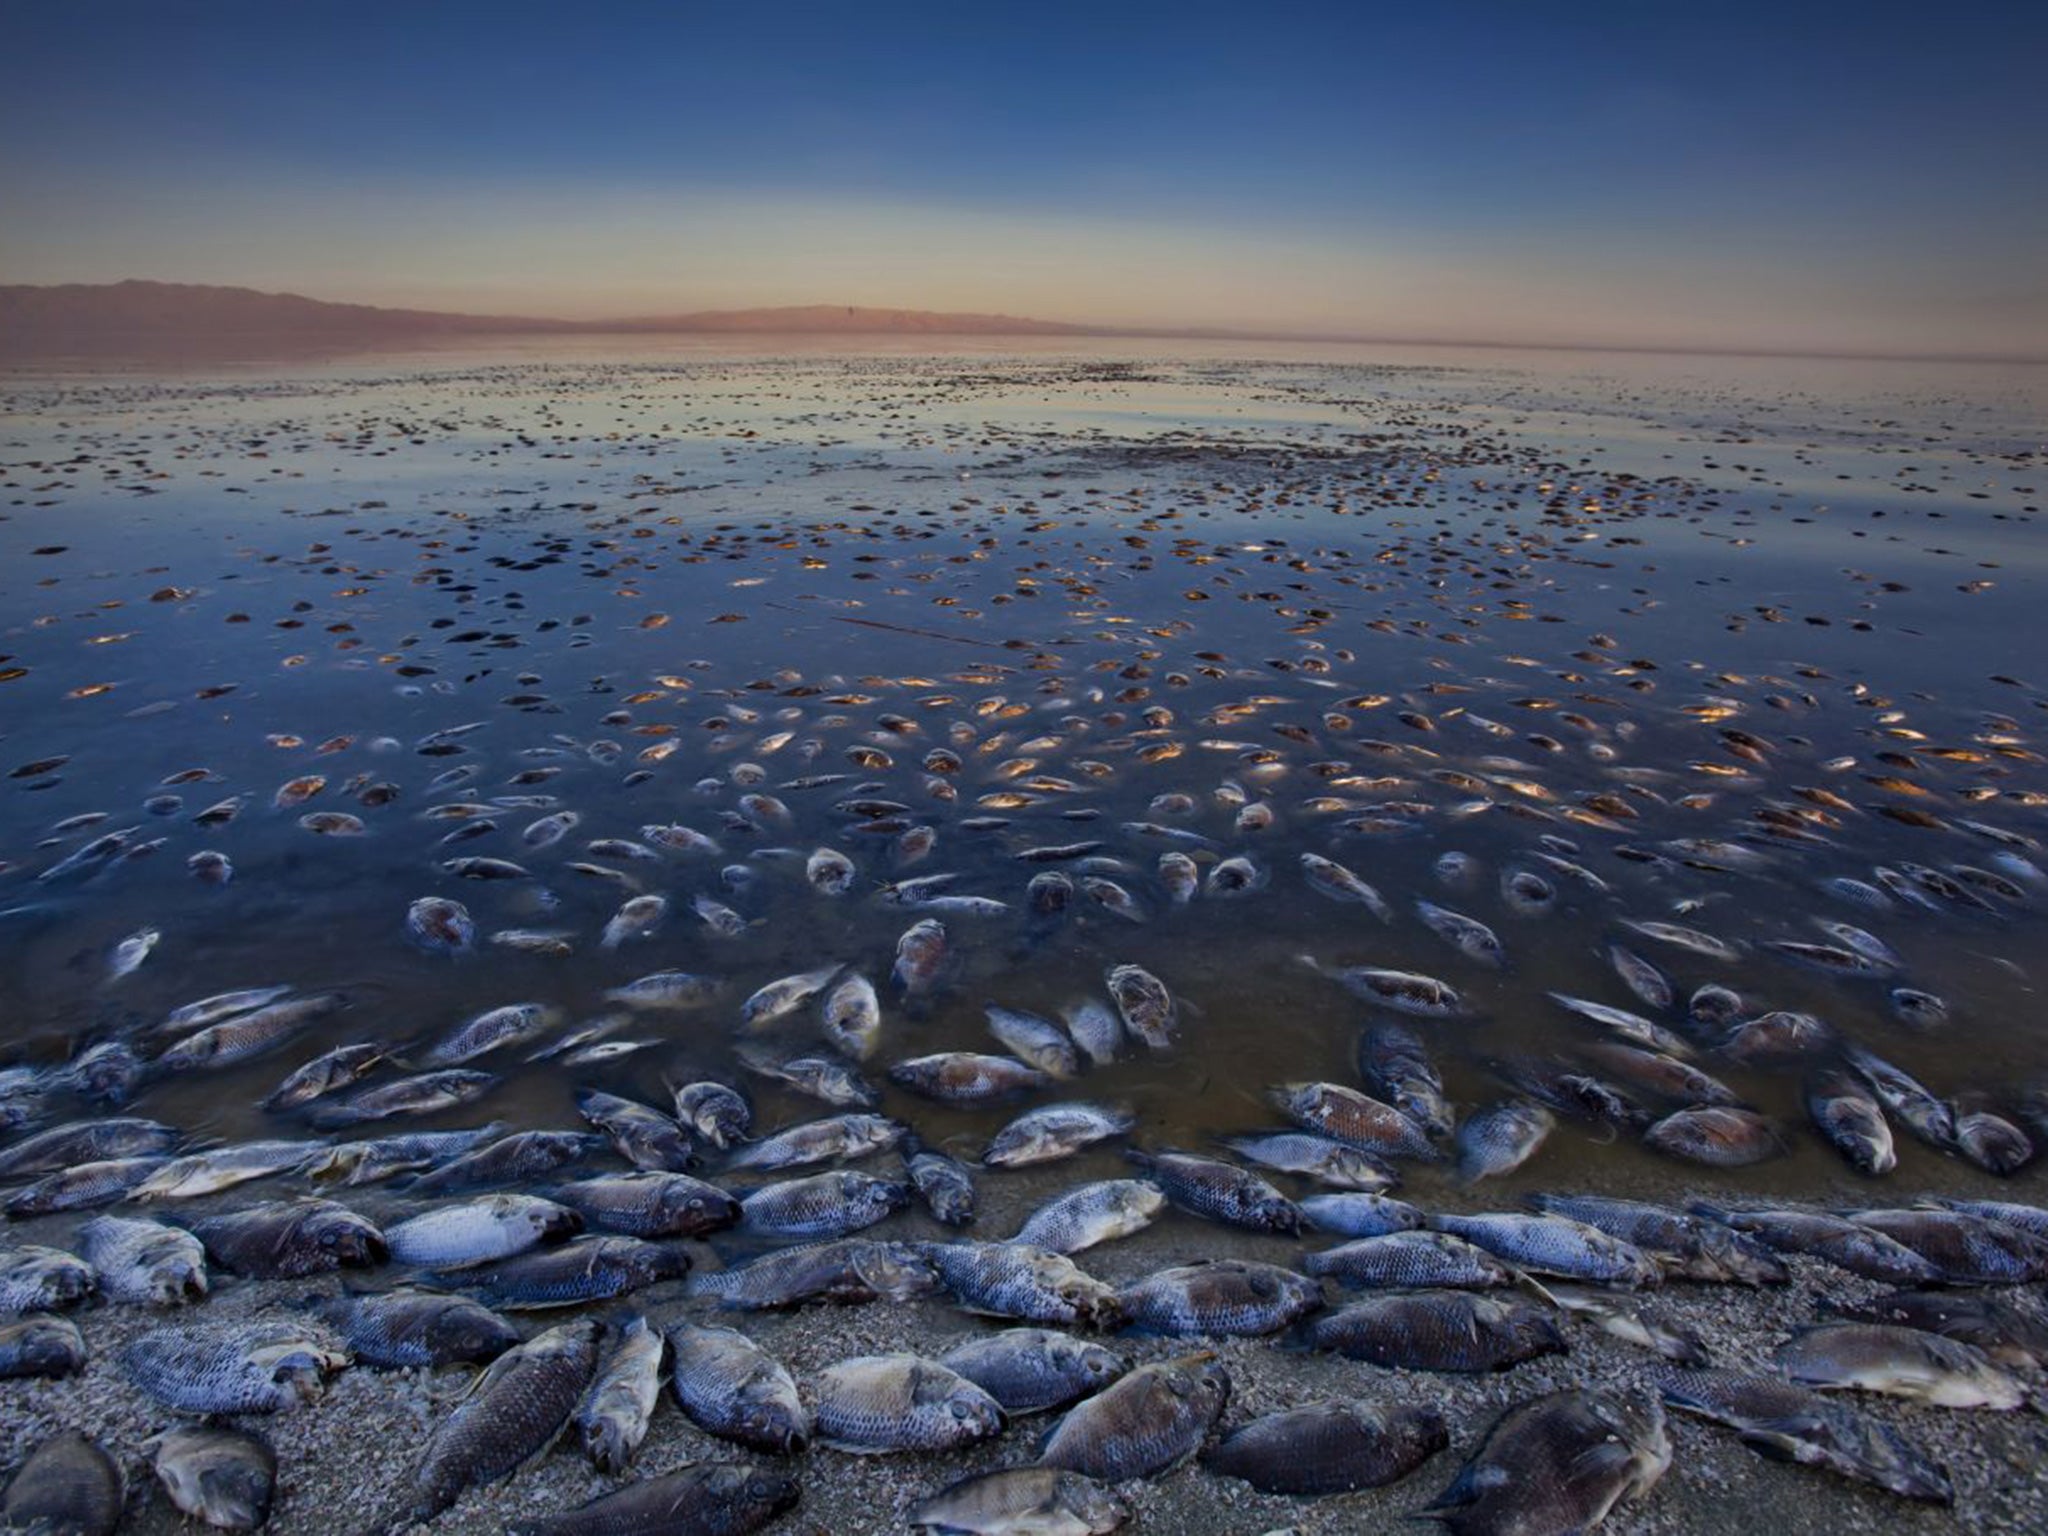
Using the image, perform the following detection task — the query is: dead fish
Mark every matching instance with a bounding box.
[402,1319,599,1527]
[688,1238,940,1311]
[1846,1207,2048,1284]
[1306,1291,1565,1372]
[1623,919,1743,962]
[1105,964,1176,1050]
[260,1042,385,1111]
[909,1468,1126,1536]
[1688,1205,1941,1285]
[452,1235,689,1310]
[984,1103,1134,1168]
[740,1169,908,1240]
[0,1257,92,1320]
[1843,1045,1956,1145]
[1115,1259,1321,1336]
[0,1117,179,1179]
[77,1215,208,1305]
[1807,1073,1897,1176]
[122,1318,348,1413]
[577,1314,663,1476]
[1039,1353,1230,1481]
[725,1113,902,1173]
[309,1071,497,1130]
[1299,1191,1426,1238]
[1501,868,1558,916]
[154,993,344,1072]
[1013,1181,1165,1255]
[575,1089,696,1171]
[811,1353,1004,1454]
[423,1002,561,1065]
[738,1047,878,1109]
[106,926,158,981]
[1301,1231,1514,1291]
[2,1431,124,1536]
[1529,1194,1786,1286]
[1416,900,1506,967]
[1270,1082,1438,1159]
[889,1052,1044,1105]
[1218,1132,1396,1191]
[143,1424,276,1532]
[0,1314,87,1379]
[1357,1022,1453,1136]
[606,970,723,1012]
[1949,1096,2034,1175]
[667,1323,809,1454]
[600,893,668,949]
[1430,1212,1661,1287]
[507,1463,798,1536]
[1776,1324,2034,1410]
[1547,1285,1708,1364]
[1653,1366,1952,1503]
[308,1289,519,1368]
[917,1241,1120,1328]
[1454,1101,1554,1182]
[385,1193,582,1269]
[1202,1398,1448,1496]
[938,1329,1127,1417]
[129,1139,327,1200]
[1547,994,1695,1058]
[1607,944,1673,1010]
[1125,1148,1299,1234]
[192,1198,385,1279]
[406,895,475,953]
[1299,852,1392,919]
[740,965,843,1029]
[673,1081,752,1150]
[1642,1106,1783,1167]
[1420,1389,1669,1533]
[1823,1289,2048,1371]
[893,917,949,994]
[1300,956,1466,1017]
[985,1006,1079,1079]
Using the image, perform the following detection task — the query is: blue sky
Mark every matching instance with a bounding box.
[3,1,2043,354]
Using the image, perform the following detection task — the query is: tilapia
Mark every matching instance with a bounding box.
[2,1431,124,1536]
[0,1313,86,1379]
[403,1319,599,1527]
[145,1425,276,1532]
[1776,1324,2035,1410]
[1116,1259,1321,1336]
[668,1323,810,1454]
[919,1241,1121,1328]
[910,1468,1126,1536]
[578,1315,663,1475]
[1421,1389,1669,1533]
[812,1353,1005,1454]
[1039,1353,1229,1481]
[192,1197,385,1278]
[1104,964,1175,1049]
[575,1088,696,1171]
[1203,1399,1449,1495]
[1125,1148,1300,1234]
[1302,957,1467,1017]
[77,1213,209,1303]
[507,1462,799,1536]
[452,1235,689,1310]
[1456,1101,1554,1181]
[983,1102,1133,1168]
[1300,1191,1426,1237]
[1430,1212,1662,1287]
[385,1192,582,1269]
[938,1329,1127,1415]
[725,1113,903,1172]
[309,1288,519,1368]
[554,1170,741,1238]
[1305,1291,1566,1372]
[1689,1205,1940,1284]
[123,1318,349,1412]
[740,1169,909,1240]
[1014,1180,1165,1253]
[689,1239,941,1311]
[1654,1366,1952,1503]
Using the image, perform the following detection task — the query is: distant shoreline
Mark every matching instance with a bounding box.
[2,280,2042,367]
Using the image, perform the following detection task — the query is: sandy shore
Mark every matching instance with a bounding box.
[5,1170,2046,1534]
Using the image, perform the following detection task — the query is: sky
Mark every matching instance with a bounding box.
[2,0,2044,357]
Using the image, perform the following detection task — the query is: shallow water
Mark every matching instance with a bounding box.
[3,338,2046,1209]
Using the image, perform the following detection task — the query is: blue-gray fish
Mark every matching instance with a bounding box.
[739,1170,908,1240]
[1456,1101,1554,1182]
[688,1239,941,1311]
[1776,1324,2033,1409]
[667,1323,809,1454]
[1302,1231,1514,1290]
[0,1314,86,1379]
[938,1329,1127,1415]
[812,1353,1004,1454]
[1654,1366,1952,1503]
[192,1198,385,1278]
[1216,1132,1396,1191]
[144,1425,276,1532]
[1421,1389,1669,1532]
[578,1315,663,1475]
[1039,1353,1230,1481]
[1301,957,1466,1017]
[985,1103,1133,1168]
[1014,1180,1165,1254]
[1203,1399,1449,1495]
[918,1241,1121,1327]
[76,1215,207,1305]
[507,1462,798,1536]
[452,1235,689,1310]
[1688,1205,1939,1285]
[1300,1191,1425,1237]
[123,1319,349,1412]
[1125,1148,1300,1235]
[1116,1259,1321,1336]
[724,1112,903,1172]
[403,1319,598,1527]
[309,1289,518,1367]
[2,1431,124,1536]
[1429,1212,1662,1288]
[1306,1291,1565,1372]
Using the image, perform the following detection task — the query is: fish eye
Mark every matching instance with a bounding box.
[747,1479,773,1499]
[948,1400,971,1419]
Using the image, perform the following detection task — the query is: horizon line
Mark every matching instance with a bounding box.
[4,277,2044,369]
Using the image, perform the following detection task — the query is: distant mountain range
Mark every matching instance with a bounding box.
[0,280,1101,347]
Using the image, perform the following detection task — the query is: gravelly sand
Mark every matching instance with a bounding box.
[6,1171,2047,1534]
